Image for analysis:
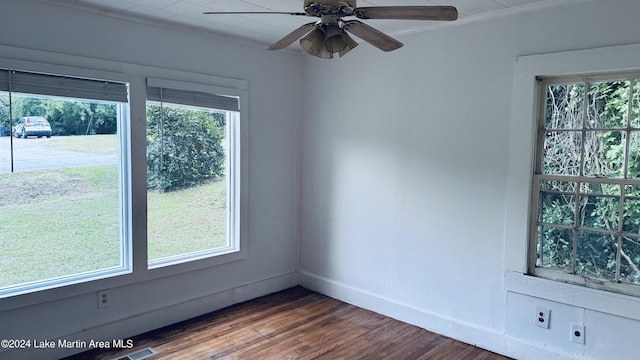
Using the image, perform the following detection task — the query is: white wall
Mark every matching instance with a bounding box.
[0,1,300,359]
[299,1,640,359]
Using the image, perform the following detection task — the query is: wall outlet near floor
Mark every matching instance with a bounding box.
[570,323,585,344]
[534,305,550,329]
[97,289,110,308]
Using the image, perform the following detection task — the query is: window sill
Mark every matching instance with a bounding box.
[504,271,640,321]
[0,248,247,313]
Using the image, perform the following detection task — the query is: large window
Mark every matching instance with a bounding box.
[0,69,130,297]
[531,72,640,296]
[0,67,245,299]
[146,80,240,267]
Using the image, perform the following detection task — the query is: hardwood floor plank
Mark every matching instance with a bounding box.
[62,287,512,360]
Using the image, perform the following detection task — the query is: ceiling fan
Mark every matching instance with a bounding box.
[204,0,458,59]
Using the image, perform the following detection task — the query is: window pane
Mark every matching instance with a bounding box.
[579,194,619,231]
[539,180,576,225]
[545,83,584,129]
[0,93,126,292]
[578,183,620,231]
[146,102,230,263]
[587,80,630,129]
[543,131,581,175]
[620,236,640,285]
[627,131,640,178]
[623,186,640,234]
[576,230,617,281]
[583,131,625,178]
[537,226,573,271]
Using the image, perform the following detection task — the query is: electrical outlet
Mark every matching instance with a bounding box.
[97,289,110,308]
[535,305,550,329]
[570,323,585,344]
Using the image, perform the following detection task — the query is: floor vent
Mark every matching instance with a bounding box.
[114,347,157,360]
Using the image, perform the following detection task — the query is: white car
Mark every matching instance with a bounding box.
[13,116,52,138]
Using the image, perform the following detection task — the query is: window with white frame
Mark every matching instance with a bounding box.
[0,69,130,297]
[145,79,241,268]
[531,71,640,295]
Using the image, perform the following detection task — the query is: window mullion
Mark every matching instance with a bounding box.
[574,81,587,276]
[530,176,542,272]
[624,80,634,178]
[534,81,548,175]
[572,181,582,275]
[616,184,626,282]
[580,81,589,177]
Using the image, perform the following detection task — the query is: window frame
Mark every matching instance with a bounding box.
[135,77,248,278]
[145,77,243,268]
[529,72,640,296]
[0,65,133,299]
[505,43,640,320]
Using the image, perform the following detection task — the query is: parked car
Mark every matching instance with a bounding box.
[13,116,52,138]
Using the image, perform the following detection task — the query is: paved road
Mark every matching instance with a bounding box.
[0,136,117,173]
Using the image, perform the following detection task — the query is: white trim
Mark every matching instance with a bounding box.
[505,271,640,321]
[0,272,298,360]
[299,271,595,360]
[0,56,131,84]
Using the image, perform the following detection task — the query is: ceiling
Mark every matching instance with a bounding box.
[38,0,578,49]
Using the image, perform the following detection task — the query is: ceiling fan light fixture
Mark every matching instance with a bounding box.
[337,31,358,57]
[324,25,346,53]
[324,23,342,38]
[324,24,356,55]
[300,24,358,59]
[300,28,333,58]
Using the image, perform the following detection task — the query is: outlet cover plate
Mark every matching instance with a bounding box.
[535,305,550,329]
[571,323,585,344]
[97,289,110,308]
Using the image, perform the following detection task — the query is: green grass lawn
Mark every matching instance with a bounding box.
[0,135,227,288]
[0,166,121,287]
[147,178,227,261]
[43,134,117,154]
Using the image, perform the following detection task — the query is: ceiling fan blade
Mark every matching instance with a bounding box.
[203,11,307,16]
[353,6,458,21]
[344,20,402,52]
[268,22,317,50]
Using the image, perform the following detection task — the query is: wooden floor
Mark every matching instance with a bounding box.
[64,287,512,360]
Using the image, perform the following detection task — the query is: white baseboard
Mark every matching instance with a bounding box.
[298,270,591,360]
[8,272,298,360]
[7,270,598,360]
